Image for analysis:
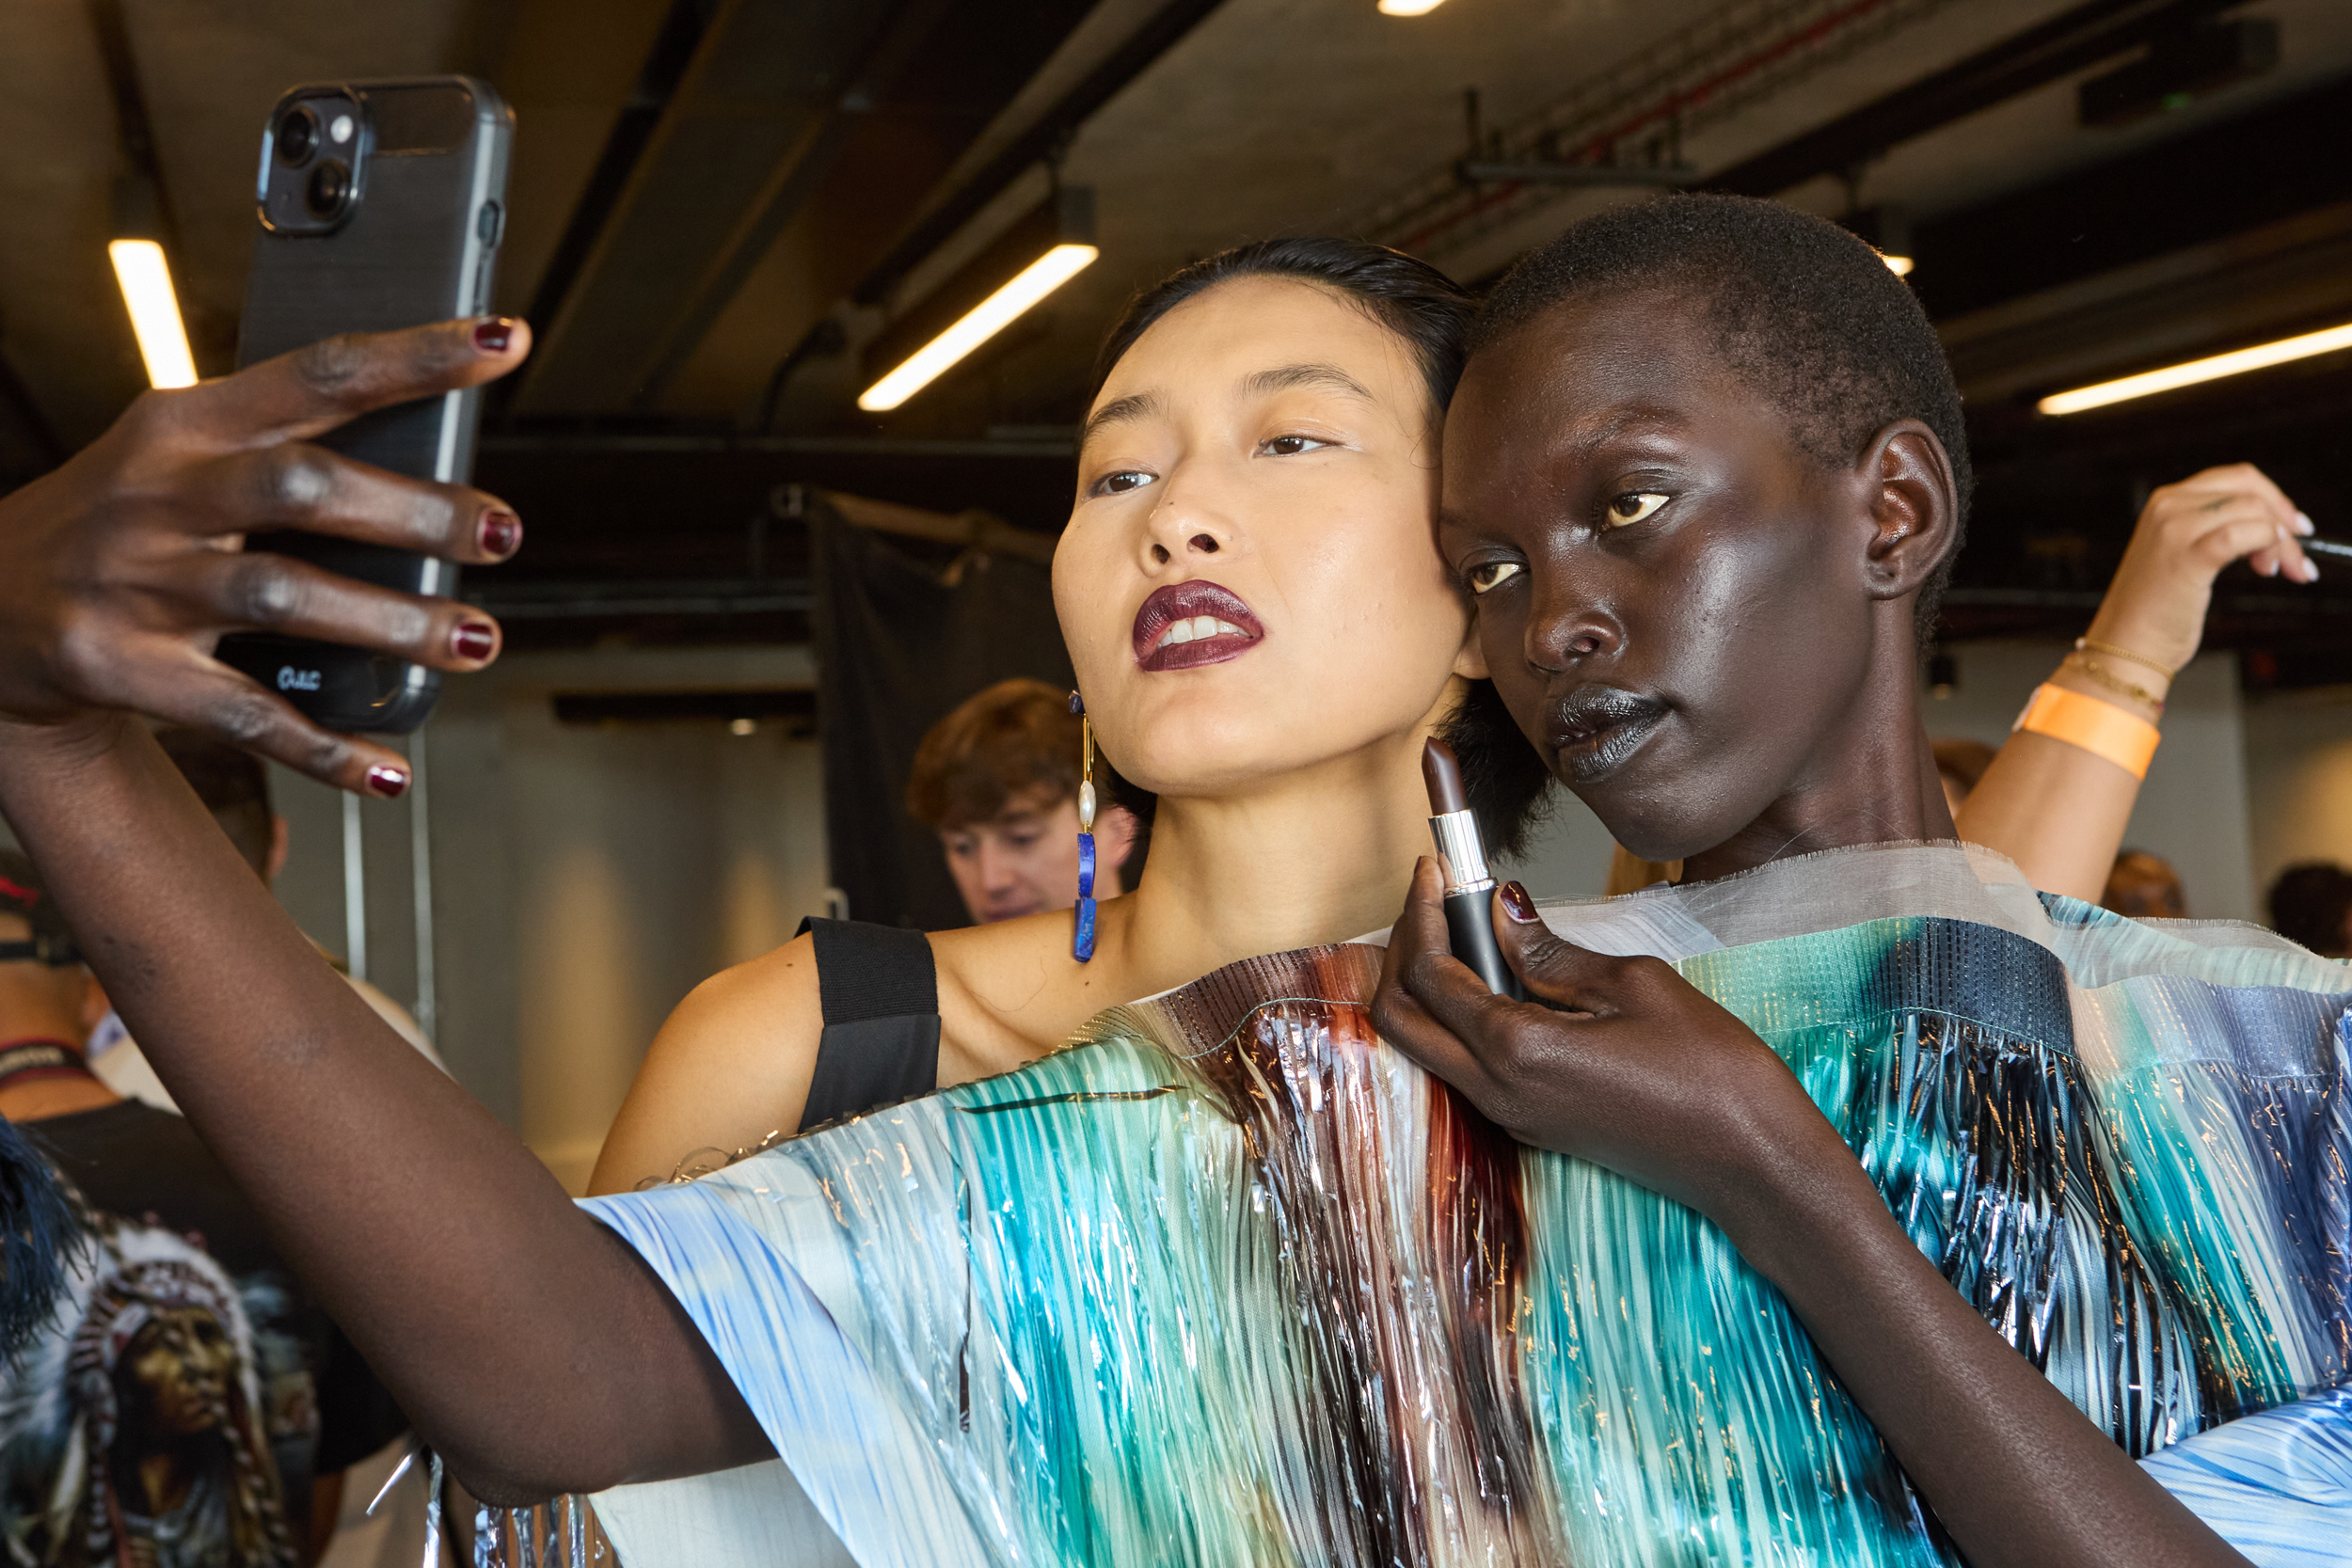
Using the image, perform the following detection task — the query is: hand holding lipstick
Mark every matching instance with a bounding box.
[1370,867,1835,1223]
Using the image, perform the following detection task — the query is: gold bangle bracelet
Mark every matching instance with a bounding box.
[2064,652,2166,716]
[2074,636,2176,679]
[2013,684,2161,780]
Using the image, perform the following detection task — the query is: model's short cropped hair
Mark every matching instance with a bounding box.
[907,679,1087,832]
[1472,193,1973,640]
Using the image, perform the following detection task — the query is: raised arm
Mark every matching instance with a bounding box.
[0,322,770,1500]
[1372,861,2252,1568]
[1958,465,2313,901]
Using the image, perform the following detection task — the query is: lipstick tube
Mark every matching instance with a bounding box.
[1422,739,1524,1001]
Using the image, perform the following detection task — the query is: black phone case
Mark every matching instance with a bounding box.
[216,76,513,734]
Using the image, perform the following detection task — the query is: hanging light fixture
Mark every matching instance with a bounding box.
[2039,322,2352,415]
[860,187,1097,413]
[110,175,196,389]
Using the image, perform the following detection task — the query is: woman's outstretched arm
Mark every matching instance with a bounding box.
[0,321,771,1500]
[1373,860,2253,1568]
[1957,465,2313,901]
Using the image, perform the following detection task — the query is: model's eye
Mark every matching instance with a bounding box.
[1604,492,1670,529]
[1093,468,1156,498]
[1262,435,1331,457]
[1465,561,1524,595]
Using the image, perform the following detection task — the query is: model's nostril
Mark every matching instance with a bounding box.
[1569,633,1602,657]
[1191,533,1219,554]
[1151,543,1170,564]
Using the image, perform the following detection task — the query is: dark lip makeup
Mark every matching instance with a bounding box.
[1421,737,1524,1001]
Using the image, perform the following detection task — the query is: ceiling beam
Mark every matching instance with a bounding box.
[1708,0,2247,198]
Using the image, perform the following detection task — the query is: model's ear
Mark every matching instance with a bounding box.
[1451,619,1491,681]
[1096,805,1143,884]
[1855,420,1960,603]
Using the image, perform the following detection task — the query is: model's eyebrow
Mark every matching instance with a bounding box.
[1437,404,1694,537]
[1557,404,1692,461]
[1239,362,1374,402]
[1080,390,1166,451]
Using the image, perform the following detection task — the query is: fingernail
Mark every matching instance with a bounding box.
[2296,511,2315,536]
[365,766,410,799]
[478,508,521,557]
[472,317,516,354]
[1499,880,1540,924]
[452,621,497,661]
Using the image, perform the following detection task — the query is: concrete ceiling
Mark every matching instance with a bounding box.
[3,0,2350,665]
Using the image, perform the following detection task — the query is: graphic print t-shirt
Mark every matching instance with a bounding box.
[2,1101,407,1567]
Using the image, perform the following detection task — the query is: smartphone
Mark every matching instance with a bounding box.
[215,77,514,734]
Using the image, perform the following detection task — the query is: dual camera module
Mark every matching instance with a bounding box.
[278,103,356,218]
[260,94,362,232]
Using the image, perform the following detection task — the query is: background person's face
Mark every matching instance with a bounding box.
[1440,292,1896,863]
[1056,276,1476,804]
[940,794,1089,924]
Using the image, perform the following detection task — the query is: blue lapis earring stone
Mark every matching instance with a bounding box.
[1073,841,1097,961]
[1072,689,1097,962]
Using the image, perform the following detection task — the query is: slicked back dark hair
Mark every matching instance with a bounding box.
[1471,194,1973,641]
[1090,237,1554,856]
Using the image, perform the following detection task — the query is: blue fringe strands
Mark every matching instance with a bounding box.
[583,845,2352,1566]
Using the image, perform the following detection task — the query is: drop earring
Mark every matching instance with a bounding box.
[1070,689,1097,963]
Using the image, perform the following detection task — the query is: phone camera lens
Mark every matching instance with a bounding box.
[304,160,352,219]
[276,105,320,166]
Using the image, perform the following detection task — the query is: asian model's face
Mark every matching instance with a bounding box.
[1055,277,1482,805]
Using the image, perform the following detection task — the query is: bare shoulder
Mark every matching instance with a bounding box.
[928,910,1140,1083]
[585,932,823,1196]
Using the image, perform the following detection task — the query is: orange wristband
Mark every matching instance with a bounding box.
[2012,683,2160,780]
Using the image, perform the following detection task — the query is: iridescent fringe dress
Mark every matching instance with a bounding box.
[582,844,2352,1567]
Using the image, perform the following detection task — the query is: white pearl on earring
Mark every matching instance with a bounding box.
[1078,780,1097,831]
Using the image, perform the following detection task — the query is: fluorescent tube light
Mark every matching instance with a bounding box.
[860,243,1098,412]
[1378,0,1450,12]
[109,239,198,389]
[1882,254,1915,277]
[2039,321,2352,415]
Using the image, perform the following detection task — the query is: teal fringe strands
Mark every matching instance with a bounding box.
[583,846,2352,1567]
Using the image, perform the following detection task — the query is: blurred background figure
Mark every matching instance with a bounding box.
[1931,738,1999,819]
[0,851,407,1567]
[85,730,439,1114]
[2268,863,2352,958]
[2103,848,2189,919]
[906,679,1141,926]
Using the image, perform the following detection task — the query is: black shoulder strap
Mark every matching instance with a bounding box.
[800,917,939,1023]
[795,918,941,1132]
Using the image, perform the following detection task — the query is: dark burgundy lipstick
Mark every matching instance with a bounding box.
[1546,686,1669,785]
[1132,581,1264,672]
[1422,738,1522,1000]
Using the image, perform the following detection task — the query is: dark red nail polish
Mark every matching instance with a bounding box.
[479,508,521,557]
[1499,880,1539,924]
[452,622,496,661]
[471,317,516,354]
[365,766,410,799]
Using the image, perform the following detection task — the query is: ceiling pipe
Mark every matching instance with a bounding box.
[1708,0,2249,197]
[846,0,1232,312]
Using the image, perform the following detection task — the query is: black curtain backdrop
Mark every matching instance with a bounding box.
[812,499,1074,931]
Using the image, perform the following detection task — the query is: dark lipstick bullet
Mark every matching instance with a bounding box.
[1422,738,1523,1001]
